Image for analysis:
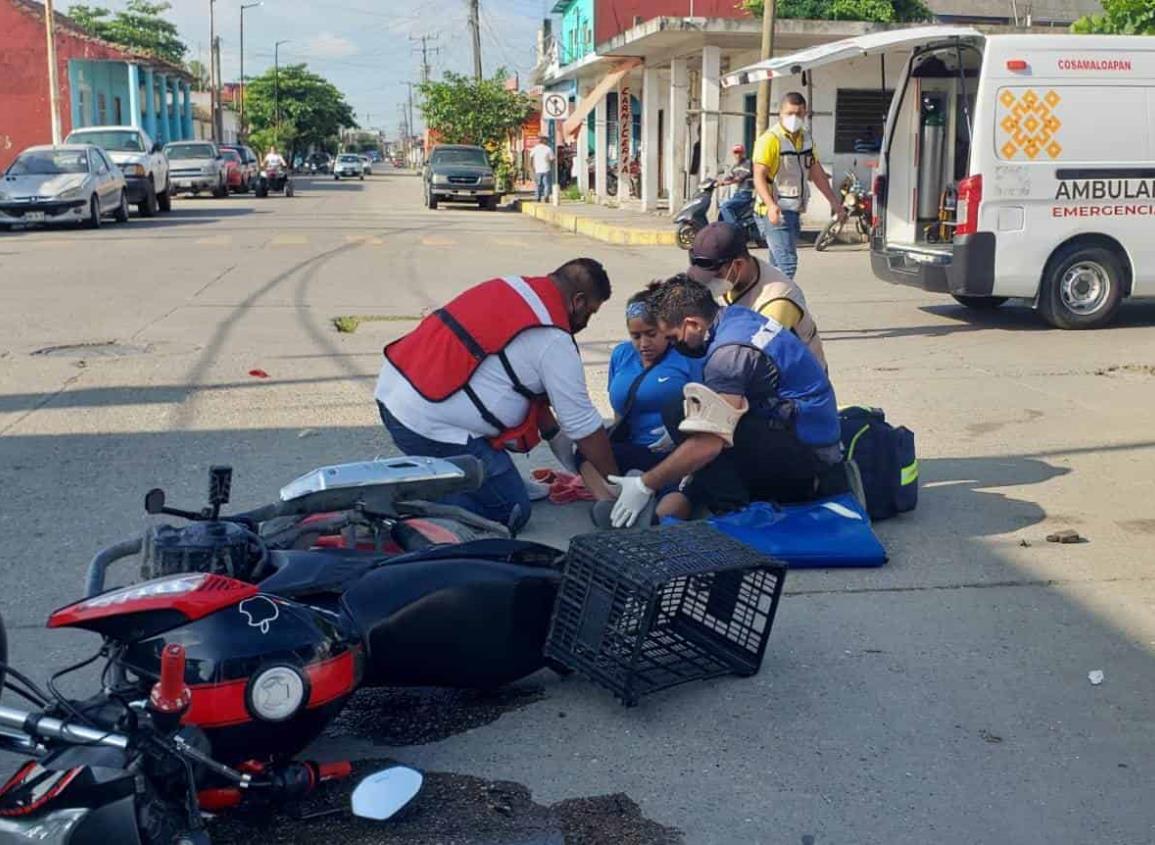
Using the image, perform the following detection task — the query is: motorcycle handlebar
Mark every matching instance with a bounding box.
[0,704,129,750]
[85,536,143,598]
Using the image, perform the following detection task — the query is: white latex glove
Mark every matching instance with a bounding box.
[547,431,578,473]
[648,426,674,454]
[607,474,655,529]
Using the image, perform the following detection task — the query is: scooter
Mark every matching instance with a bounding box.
[673,178,767,250]
[74,459,564,765]
[0,611,423,842]
[814,170,872,252]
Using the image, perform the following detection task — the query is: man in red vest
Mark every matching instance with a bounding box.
[376,258,620,533]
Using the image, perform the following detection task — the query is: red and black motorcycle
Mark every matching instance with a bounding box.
[0,457,563,840]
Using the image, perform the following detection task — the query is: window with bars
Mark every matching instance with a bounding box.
[834,88,893,154]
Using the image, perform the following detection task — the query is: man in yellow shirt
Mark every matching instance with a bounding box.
[687,222,827,369]
[752,91,845,280]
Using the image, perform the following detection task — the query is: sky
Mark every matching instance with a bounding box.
[93,0,550,136]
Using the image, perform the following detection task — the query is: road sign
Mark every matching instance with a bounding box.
[541,92,569,121]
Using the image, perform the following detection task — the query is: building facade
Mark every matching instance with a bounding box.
[541,0,1102,223]
[0,0,194,171]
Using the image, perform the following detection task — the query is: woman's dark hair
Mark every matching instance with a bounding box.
[650,274,719,325]
[625,280,664,322]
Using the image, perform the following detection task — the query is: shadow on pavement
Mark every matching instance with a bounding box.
[919,300,1155,331]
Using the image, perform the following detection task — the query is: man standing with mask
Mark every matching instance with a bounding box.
[687,222,827,370]
[376,259,620,533]
[752,92,846,280]
[605,275,841,529]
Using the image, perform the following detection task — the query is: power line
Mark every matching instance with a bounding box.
[410,33,441,83]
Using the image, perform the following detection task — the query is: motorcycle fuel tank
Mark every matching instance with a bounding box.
[122,595,362,762]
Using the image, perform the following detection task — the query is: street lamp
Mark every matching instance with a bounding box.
[208,0,217,142]
[239,2,262,136]
[274,39,291,138]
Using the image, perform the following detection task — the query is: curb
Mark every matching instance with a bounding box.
[519,202,677,247]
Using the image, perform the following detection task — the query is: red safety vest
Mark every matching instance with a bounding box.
[384,275,572,452]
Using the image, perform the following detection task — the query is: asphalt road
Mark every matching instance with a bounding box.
[1,170,1154,844]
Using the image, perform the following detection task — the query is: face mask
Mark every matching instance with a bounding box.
[781,114,803,133]
[673,339,708,359]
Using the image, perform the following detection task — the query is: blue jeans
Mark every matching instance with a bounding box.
[719,189,753,225]
[757,208,803,280]
[535,172,552,201]
[378,402,531,534]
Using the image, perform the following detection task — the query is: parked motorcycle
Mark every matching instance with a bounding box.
[70,459,563,766]
[673,178,767,250]
[0,609,422,843]
[255,165,294,198]
[814,170,872,252]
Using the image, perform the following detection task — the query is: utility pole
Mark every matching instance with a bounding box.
[43,0,62,143]
[274,40,290,140]
[239,2,261,136]
[467,0,482,80]
[209,0,217,142]
[410,34,441,84]
[212,36,223,141]
[754,0,777,135]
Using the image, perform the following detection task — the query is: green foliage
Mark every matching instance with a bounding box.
[244,64,356,162]
[561,183,584,201]
[418,70,534,163]
[187,60,210,92]
[1072,0,1155,33]
[739,0,931,23]
[67,0,187,63]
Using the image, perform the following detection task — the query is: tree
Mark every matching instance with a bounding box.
[418,70,534,164]
[740,0,931,23]
[243,64,356,160]
[187,60,211,92]
[67,1,187,64]
[1072,0,1155,33]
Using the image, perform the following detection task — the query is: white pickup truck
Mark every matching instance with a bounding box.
[64,125,172,216]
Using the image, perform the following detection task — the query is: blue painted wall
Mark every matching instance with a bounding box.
[555,0,595,66]
[69,59,132,128]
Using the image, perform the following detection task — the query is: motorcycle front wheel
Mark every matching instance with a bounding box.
[815,219,842,252]
[676,223,697,250]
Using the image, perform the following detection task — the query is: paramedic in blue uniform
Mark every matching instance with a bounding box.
[376,259,620,533]
[579,284,704,501]
[605,275,842,528]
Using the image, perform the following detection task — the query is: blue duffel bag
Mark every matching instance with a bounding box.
[662,493,888,568]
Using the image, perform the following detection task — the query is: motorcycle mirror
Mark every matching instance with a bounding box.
[350,766,423,821]
[145,488,166,515]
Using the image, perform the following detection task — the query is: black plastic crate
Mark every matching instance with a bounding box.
[546,522,787,706]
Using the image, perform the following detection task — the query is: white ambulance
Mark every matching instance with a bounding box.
[725,27,1155,329]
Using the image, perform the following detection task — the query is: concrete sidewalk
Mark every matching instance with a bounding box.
[520,200,677,247]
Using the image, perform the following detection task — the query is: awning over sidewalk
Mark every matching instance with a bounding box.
[722,25,981,86]
[561,58,643,140]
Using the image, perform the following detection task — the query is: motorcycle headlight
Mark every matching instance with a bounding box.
[246,664,307,722]
[121,163,147,177]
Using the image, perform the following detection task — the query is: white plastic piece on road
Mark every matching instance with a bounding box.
[351,765,424,821]
[1088,670,1105,686]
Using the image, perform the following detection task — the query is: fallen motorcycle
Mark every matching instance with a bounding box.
[0,610,423,843]
[70,458,564,765]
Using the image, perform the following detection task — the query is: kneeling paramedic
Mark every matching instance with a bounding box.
[376,259,620,533]
[606,275,841,529]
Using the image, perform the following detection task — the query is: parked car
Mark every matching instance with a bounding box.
[219,148,246,193]
[219,143,259,192]
[0,144,129,229]
[164,141,228,198]
[334,153,365,180]
[423,144,498,210]
[64,125,171,216]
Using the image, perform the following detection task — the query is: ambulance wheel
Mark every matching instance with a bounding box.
[952,295,1007,310]
[1038,243,1125,330]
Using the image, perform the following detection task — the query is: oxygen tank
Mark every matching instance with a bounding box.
[918,96,946,220]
